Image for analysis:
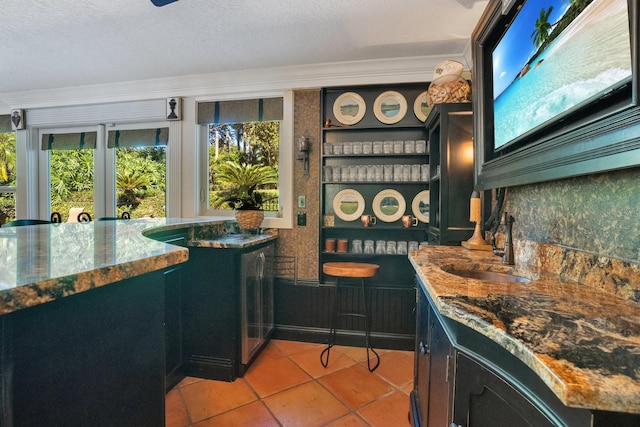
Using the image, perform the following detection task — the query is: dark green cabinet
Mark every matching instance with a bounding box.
[164,265,183,390]
[2,271,166,426]
[146,228,188,391]
[411,287,454,427]
[411,280,640,427]
[453,353,556,427]
[425,103,475,245]
[182,247,237,381]
[181,241,275,382]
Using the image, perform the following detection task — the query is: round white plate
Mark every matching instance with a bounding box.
[333,189,365,221]
[372,189,406,222]
[413,91,431,122]
[373,91,407,124]
[333,92,366,125]
[412,190,430,223]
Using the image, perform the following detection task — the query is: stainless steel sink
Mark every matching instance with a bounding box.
[447,269,530,283]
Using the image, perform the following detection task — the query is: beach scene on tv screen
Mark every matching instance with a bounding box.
[492,0,632,149]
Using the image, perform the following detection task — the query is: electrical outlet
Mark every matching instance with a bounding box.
[297,211,306,226]
[298,195,306,208]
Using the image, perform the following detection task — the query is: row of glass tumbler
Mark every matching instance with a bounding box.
[324,140,428,156]
[323,164,429,183]
[325,239,423,255]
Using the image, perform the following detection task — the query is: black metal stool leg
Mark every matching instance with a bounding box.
[361,278,380,372]
[320,277,340,368]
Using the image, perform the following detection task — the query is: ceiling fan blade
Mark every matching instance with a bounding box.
[151,0,179,6]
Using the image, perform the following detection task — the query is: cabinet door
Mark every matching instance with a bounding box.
[413,286,455,427]
[427,304,454,426]
[413,287,431,424]
[425,103,475,245]
[164,266,182,380]
[452,353,555,427]
[182,248,239,381]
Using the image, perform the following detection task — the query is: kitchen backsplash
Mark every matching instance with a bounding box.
[503,166,640,302]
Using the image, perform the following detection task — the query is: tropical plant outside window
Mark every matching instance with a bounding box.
[208,121,279,212]
[50,148,95,221]
[48,146,166,221]
[115,147,166,218]
[0,132,16,224]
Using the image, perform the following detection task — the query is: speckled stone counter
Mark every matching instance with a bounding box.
[187,232,277,249]
[409,246,640,414]
[0,217,234,316]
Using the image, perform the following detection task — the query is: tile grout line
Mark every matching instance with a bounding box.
[174,385,195,427]
[283,352,370,427]
[169,342,414,427]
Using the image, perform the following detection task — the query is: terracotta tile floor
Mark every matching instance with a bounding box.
[166,339,414,427]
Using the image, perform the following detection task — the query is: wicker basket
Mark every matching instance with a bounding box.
[235,210,264,230]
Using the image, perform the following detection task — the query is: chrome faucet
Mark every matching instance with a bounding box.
[492,212,515,265]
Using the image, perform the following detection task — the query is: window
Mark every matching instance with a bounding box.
[0,130,16,224]
[199,93,294,228]
[38,123,169,221]
[108,127,168,218]
[44,131,96,221]
[207,121,280,212]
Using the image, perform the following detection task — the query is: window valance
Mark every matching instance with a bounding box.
[41,132,97,150]
[107,128,168,148]
[197,97,283,124]
[0,115,11,133]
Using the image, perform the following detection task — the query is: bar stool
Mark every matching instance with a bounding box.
[320,262,380,372]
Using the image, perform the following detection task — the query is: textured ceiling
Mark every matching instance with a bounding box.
[0,0,488,96]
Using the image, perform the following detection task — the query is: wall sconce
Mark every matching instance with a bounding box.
[297,133,310,177]
[461,190,492,251]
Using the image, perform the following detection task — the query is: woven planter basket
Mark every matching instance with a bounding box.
[235,210,264,230]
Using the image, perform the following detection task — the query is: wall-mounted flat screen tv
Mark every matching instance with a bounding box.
[492,0,633,151]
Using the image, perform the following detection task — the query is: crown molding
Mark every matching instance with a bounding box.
[0,54,469,110]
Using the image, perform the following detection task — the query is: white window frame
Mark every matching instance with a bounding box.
[37,121,171,220]
[15,99,179,220]
[37,125,103,220]
[198,91,294,229]
[105,121,170,218]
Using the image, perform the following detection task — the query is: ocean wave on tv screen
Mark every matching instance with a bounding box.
[493,0,631,149]
[495,67,631,148]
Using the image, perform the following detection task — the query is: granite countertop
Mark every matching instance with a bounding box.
[187,231,277,249]
[409,246,640,414]
[0,217,233,316]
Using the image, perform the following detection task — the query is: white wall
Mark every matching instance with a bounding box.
[9,56,463,218]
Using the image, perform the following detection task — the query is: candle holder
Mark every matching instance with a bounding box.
[462,191,492,251]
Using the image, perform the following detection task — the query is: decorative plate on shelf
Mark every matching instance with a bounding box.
[373,91,407,124]
[372,189,406,222]
[333,92,366,125]
[412,190,430,223]
[333,189,366,221]
[413,91,431,122]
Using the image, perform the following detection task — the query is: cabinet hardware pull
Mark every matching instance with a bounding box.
[419,341,429,355]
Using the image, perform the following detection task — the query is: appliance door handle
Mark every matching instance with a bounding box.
[257,252,265,280]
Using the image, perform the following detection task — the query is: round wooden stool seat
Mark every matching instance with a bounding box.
[321,262,381,372]
[322,262,379,278]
